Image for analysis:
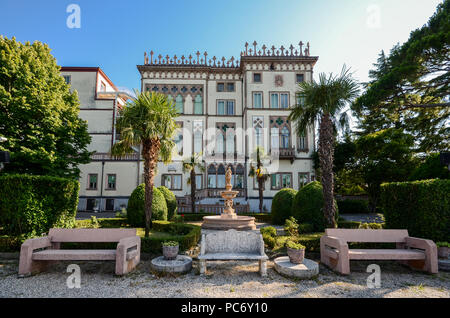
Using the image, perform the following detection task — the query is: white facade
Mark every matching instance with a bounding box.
[65,41,318,213]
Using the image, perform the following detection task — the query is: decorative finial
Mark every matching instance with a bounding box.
[158,54,162,64]
[196,51,200,64]
[212,56,217,67]
[299,41,304,56]
[289,44,294,56]
[253,41,257,55]
[271,45,276,56]
[262,44,267,55]
[245,42,249,55]
[144,52,148,64]
[280,45,285,56]
[150,50,154,64]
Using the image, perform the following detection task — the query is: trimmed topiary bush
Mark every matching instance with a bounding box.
[291,181,338,232]
[0,174,79,238]
[381,179,450,242]
[158,186,178,220]
[271,188,297,225]
[127,184,168,227]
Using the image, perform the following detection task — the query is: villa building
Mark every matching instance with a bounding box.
[64,41,318,213]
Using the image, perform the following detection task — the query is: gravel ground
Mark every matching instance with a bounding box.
[1,256,448,298]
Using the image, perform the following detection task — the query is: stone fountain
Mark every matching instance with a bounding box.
[202,167,256,230]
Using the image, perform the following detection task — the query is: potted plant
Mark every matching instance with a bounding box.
[437,242,450,259]
[162,241,179,260]
[286,240,306,264]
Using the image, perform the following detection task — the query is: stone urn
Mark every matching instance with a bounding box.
[287,247,305,264]
[162,242,179,260]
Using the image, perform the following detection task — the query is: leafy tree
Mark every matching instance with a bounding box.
[249,146,270,213]
[355,128,418,212]
[111,91,177,237]
[408,153,450,181]
[353,1,450,152]
[289,66,359,228]
[182,153,205,214]
[0,36,91,178]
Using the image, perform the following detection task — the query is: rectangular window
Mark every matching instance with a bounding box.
[253,73,262,83]
[226,100,235,115]
[88,174,98,190]
[162,174,182,190]
[106,174,116,190]
[271,127,279,150]
[174,122,183,155]
[296,74,304,83]
[280,93,289,108]
[63,75,71,84]
[227,82,235,92]
[298,173,310,189]
[253,92,262,108]
[217,83,225,92]
[207,174,216,188]
[105,198,115,211]
[217,100,235,115]
[195,174,203,189]
[270,93,279,108]
[298,130,307,151]
[271,173,292,190]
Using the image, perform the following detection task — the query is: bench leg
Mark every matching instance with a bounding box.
[115,243,141,276]
[320,245,350,275]
[199,260,206,275]
[18,246,52,277]
[259,260,267,277]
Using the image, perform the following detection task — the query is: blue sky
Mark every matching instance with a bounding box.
[0,0,443,91]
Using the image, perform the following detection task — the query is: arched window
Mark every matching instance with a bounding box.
[216,133,224,154]
[226,129,235,154]
[281,126,290,149]
[175,94,183,113]
[194,95,203,114]
[207,165,216,188]
[217,165,226,188]
[167,94,173,106]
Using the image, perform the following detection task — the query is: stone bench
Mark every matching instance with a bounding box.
[320,229,438,275]
[18,228,141,277]
[198,229,268,276]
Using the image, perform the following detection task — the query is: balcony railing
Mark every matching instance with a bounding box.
[270,147,295,162]
[91,153,140,161]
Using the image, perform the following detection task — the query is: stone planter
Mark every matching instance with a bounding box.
[163,244,179,260]
[438,247,450,259]
[287,247,305,264]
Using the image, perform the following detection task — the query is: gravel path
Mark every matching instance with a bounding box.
[1,257,448,298]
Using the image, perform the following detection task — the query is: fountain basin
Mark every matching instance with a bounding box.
[201,215,256,231]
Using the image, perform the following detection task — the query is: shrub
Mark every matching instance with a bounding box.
[284,217,299,237]
[0,174,79,238]
[262,234,276,249]
[158,186,178,220]
[436,242,450,248]
[291,181,338,232]
[359,222,383,229]
[286,240,305,250]
[127,184,168,227]
[337,220,361,229]
[294,233,322,252]
[260,226,277,237]
[380,179,450,242]
[162,240,179,247]
[408,153,450,181]
[337,199,369,214]
[271,188,297,225]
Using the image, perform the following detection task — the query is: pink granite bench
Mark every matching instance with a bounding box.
[320,229,438,275]
[18,228,141,277]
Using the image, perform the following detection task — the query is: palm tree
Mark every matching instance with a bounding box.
[111,91,178,237]
[289,66,359,228]
[249,146,269,213]
[182,153,205,213]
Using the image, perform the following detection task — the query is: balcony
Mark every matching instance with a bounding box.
[270,147,295,163]
[91,153,140,161]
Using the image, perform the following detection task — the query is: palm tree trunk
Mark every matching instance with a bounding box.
[142,138,160,237]
[190,169,196,213]
[318,113,337,228]
[258,178,264,213]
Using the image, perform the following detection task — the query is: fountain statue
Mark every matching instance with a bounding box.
[202,167,256,230]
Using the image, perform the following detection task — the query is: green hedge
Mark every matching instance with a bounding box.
[158,186,178,220]
[380,179,450,242]
[337,199,369,214]
[127,184,168,226]
[271,188,297,225]
[337,220,362,229]
[0,174,79,238]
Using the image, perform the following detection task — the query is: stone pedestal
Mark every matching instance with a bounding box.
[150,255,192,274]
[273,256,319,279]
[201,215,256,230]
